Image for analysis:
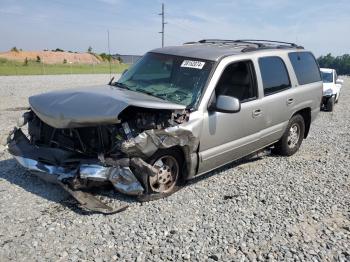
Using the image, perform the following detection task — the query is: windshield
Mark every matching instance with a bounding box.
[115,52,214,108]
[321,71,333,83]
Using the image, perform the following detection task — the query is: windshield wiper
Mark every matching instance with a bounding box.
[114,82,131,90]
[136,88,154,96]
[136,88,168,101]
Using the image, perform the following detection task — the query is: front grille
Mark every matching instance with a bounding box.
[28,112,123,157]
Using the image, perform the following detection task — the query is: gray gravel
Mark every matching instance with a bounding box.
[0,74,349,261]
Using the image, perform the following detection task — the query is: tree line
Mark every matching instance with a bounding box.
[317,54,350,75]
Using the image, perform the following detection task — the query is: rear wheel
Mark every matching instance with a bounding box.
[147,148,184,195]
[273,114,305,156]
[327,96,335,111]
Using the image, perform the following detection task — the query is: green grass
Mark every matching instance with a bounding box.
[0,58,129,76]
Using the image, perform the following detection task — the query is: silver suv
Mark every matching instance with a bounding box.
[7,39,323,213]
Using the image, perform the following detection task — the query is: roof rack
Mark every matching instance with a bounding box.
[235,39,300,47]
[184,39,304,52]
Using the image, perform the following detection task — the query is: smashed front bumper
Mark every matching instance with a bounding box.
[7,128,149,213]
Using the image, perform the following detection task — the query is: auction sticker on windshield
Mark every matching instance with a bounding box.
[181,60,205,69]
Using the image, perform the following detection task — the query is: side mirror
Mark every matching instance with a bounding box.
[336,79,343,85]
[209,95,241,113]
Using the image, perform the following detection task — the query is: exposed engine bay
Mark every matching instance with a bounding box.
[7,104,197,214]
[26,107,188,160]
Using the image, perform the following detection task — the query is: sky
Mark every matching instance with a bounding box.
[0,0,349,57]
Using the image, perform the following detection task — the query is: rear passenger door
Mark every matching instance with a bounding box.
[257,56,294,145]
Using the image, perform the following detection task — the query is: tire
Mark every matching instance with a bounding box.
[273,114,305,156]
[146,148,184,195]
[327,96,335,111]
[335,94,339,104]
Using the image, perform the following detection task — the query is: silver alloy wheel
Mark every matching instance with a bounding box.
[287,124,300,148]
[149,155,179,193]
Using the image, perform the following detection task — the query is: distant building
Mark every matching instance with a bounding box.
[113,54,142,64]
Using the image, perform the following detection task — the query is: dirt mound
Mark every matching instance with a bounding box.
[0,51,101,64]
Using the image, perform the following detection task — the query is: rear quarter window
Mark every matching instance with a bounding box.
[288,52,321,85]
[258,56,291,96]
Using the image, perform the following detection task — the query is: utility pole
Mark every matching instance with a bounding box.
[158,3,167,48]
[42,57,46,75]
[107,29,112,79]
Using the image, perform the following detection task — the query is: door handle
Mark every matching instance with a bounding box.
[287,98,294,105]
[252,109,262,117]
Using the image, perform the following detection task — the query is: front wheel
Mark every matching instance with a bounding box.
[273,114,305,156]
[146,148,184,195]
[327,96,335,111]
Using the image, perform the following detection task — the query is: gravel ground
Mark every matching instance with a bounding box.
[0,75,349,261]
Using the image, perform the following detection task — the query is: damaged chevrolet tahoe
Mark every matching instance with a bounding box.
[7,40,323,213]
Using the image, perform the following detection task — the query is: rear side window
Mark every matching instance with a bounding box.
[259,56,291,95]
[288,52,321,85]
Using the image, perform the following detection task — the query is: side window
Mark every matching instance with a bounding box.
[259,56,291,95]
[288,52,321,85]
[215,61,257,102]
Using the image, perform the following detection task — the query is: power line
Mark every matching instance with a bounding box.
[158,3,167,48]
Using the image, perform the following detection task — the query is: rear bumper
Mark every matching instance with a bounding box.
[7,128,145,195]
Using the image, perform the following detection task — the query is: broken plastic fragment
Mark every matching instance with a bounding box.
[121,128,199,158]
[79,163,144,195]
[59,182,128,214]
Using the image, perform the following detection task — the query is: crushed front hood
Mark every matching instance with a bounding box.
[29,85,186,128]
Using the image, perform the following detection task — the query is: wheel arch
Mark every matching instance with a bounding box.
[167,145,199,180]
[293,107,311,138]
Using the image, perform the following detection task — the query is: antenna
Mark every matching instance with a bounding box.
[158,3,167,48]
[107,29,112,79]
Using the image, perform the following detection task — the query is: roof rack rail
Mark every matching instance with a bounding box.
[235,39,300,47]
[197,39,263,47]
[184,39,304,51]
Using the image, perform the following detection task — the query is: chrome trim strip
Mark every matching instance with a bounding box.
[13,156,144,196]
